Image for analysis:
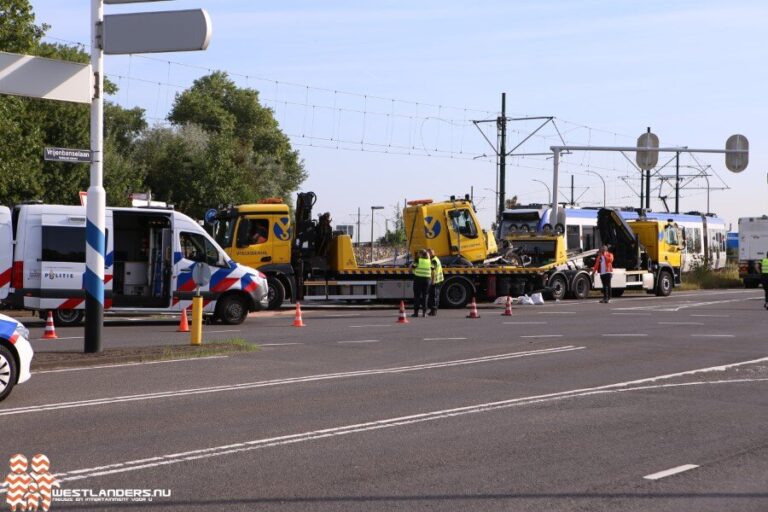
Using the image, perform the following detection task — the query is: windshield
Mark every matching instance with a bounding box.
[213,214,236,248]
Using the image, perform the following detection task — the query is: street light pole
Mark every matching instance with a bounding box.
[532,179,551,204]
[370,206,384,263]
[585,170,606,207]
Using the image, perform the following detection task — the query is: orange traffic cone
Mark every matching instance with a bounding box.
[42,311,58,340]
[292,302,306,327]
[177,308,190,332]
[466,297,481,319]
[396,300,409,324]
[501,296,513,316]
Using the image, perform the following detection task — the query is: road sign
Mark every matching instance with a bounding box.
[0,52,91,104]
[44,147,92,163]
[725,134,749,173]
[192,263,212,288]
[636,131,659,170]
[103,9,212,55]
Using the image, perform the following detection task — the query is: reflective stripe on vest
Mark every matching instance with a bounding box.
[762,258,768,274]
[414,258,432,278]
[432,257,444,283]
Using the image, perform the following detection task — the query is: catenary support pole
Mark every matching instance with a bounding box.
[675,151,680,214]
[85,0,105,353]
[551,150,560,226]
[498,92,506,223]
[645,168,651,209]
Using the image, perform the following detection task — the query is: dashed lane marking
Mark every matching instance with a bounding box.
[520,334,563,338]
[260,343,304,347]
[350,324,392,328]
[204,329,241,334]
[643,464,699,481]
[690,314,729,318]
[691,334,735,338]
[423,337,467,341]
[337,340,380,344]
[602,334,648,337]
[658,322,704,325]
[0,346,584,417]
[536,312,576,315]
[503,321,547,325]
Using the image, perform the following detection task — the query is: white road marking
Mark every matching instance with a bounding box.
[503,321,547,325]
[520,334,563,338]
[611,313,651,316]
[423,337,467,341]
[614,296,755,312]
[22,374,768,489]
[36,336,83,341]
[690,314,729,318]
[643,464,699,480]
[536,311,576,315]
[260,343,303,347]
[34,356,229,375]
[658,322,704,325]
[349,324,392,328]
[337,340,380,344]
[0,346,584,417]
[204,329,241,334]
[320,314,361,318]
[602,334,648,337]
[691,334,735,338]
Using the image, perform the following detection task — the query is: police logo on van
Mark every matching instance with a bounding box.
[424,217,441,239]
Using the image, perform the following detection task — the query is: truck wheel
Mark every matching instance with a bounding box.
[744,279,760,289]
[216,294,248,325]
[569,274,591,300]
[440,279,471,309]
[0,345,18,402]
[548,274,567,301]
[53,309,85,327]
[656,271,673,297]
[266,277,285,310]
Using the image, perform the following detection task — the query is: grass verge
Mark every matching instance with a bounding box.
[32,338,259,372]
[678,263,743,291]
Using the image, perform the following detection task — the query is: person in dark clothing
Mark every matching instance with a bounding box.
[411,249,434,317]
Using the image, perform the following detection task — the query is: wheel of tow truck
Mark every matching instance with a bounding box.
[52,309,85,327]
[216,294,249,325]
[655,271,673,297]
[568,274,591,300]
[554,223,565,235]
[611,289,625,297]
[440,279,471,309]
[548,274,567,301]
[266,277,285,310]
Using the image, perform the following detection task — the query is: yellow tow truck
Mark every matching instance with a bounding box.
[211,193,682,308]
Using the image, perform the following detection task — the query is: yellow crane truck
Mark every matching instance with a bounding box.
[211,193,682,309]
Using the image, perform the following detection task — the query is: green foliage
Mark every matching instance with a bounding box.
[679,262,742,290]
[380,205,406,246]
[0,0,48,53]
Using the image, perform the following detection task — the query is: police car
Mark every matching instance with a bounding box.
[0,313,33,401]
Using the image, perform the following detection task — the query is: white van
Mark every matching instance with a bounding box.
[0,204,268,326]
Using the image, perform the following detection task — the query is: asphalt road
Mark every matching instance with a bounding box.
[2,289,767,511]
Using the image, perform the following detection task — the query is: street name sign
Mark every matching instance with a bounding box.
[44,147,93,163]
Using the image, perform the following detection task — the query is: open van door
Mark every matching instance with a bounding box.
[0,207,12,301]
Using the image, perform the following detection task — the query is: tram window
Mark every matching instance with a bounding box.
[566,225,581,250]
[692,228,702,253]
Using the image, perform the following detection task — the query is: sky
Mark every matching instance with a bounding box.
[27,0,768,239]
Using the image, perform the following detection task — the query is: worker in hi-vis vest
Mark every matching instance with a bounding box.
[761,257,768,309]
[426,248,444,316]
[411,249,434,317]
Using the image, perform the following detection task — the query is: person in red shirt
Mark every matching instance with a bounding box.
[593,245,614,303]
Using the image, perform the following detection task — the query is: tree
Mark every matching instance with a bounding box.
[0,0,47,53]
[166,72,307,207]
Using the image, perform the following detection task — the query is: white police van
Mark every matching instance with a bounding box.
[0,204,268,326]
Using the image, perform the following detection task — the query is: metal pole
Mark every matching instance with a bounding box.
[639,169,644,210]
[532,179,551,203]
[370,207,375,264]
[85,0,105,353]
[551,150,560,226]
[674,151,680,213]
[570,175,575,206]
[498,92,506,222]
[356,207,360,246]
[645,168,651,209]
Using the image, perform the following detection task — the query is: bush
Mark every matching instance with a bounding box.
[680,262,742,290]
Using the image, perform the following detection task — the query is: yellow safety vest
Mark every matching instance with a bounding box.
[432,257,444,283]
[762,258,768,274]
[413,257,432,278]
